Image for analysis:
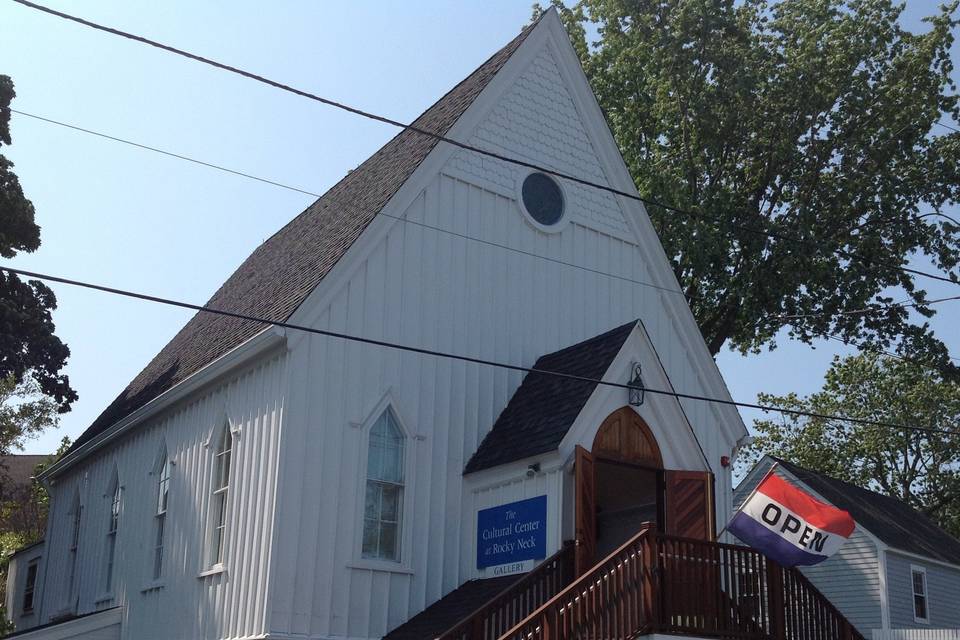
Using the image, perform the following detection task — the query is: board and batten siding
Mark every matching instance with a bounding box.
[35,349,286,640]
[886,552,960,630]
[732,459,883,635]
[268,174,737,640]
[269,18,743,638]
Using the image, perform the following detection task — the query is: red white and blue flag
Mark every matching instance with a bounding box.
[727,467,855,567]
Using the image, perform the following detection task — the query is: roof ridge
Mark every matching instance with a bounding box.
[69,18,540,455]
[254,19,541,254]
[465,320,637,473]
[535,320,637,364]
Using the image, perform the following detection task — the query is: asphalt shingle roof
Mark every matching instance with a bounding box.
[70,22,537,453]
[464,321,637,474]
[774,457,960,566]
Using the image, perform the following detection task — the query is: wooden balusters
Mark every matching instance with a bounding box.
[491,529,865,640]
[435,543,574,640]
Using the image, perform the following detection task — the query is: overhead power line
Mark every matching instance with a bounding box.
[10,0,960,289]
[770,295,960,322]
[936,120,960,134]
[14,107,959,373]
[0,264,957,438]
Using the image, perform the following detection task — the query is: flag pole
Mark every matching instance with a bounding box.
[717,460,780,539]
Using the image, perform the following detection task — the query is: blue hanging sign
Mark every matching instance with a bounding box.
[477,495,547,569]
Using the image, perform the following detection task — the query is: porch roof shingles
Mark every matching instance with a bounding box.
[774,458,960,566]
[464,321,637,474]
[70,22,537,453]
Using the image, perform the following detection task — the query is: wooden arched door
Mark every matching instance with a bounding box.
[592,406,663,467]
[575,407,714,576]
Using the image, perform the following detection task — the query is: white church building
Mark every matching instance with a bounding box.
[5,11,863,640]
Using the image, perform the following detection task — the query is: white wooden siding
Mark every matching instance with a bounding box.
[732,459,883,635]
[873,631,960,640]
[5,541,45,629]
[33,350,286,640]
[886,552,960,630]
[269,42,743,633]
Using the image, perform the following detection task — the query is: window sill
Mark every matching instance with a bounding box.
[140,581,165,593]
[198,564,226,579]
[348,559,413,574]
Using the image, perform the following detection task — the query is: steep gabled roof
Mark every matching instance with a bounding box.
[773,457,960,566]
[464,321,637,474]
[71,22,538,452]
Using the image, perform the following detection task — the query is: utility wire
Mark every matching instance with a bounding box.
[7,108,690,297]
[10,0,960,289]
[770,295,960,322]
[14,107,959,373]
[936,120,960,134]
[1,264,957,437]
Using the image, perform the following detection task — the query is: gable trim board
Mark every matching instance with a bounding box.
[49,9,745,481]
[464,320,711,475]
[52,15,540,473]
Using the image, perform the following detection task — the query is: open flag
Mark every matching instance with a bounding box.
[727,466,855,567]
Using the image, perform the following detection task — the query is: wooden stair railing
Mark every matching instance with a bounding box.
[654,533,866,640]
[435,542,575,640]
[496,526,866,640]
[498,523,658,640]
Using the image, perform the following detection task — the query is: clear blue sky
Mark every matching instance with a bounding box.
[1,1,956,455]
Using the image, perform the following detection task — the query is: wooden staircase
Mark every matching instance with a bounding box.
[427,524,865,640]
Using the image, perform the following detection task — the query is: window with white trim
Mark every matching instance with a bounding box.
[362,409,405,562]
[208,426,232,566]
[103,473,120,593]
[912,565,929,623]
[152,450,171,580]
[22,559,38,614]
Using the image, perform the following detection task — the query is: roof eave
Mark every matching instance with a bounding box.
[42,326,287,481]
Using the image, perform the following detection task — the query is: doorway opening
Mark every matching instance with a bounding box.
[575,406,664,575]
[574,407,715,576]
[595,459,661,559]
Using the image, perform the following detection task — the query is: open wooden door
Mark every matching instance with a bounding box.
[664,470,715,540]
[574,445,596,577]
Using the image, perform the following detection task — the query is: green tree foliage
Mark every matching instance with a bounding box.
[0,75,76,415]
[0,438,70,632]
[535,0,960,369]
[739,352,960,537]
[0,376,59,457]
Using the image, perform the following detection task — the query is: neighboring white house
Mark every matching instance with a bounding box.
[4,10,757,639]
[734,456,960,640]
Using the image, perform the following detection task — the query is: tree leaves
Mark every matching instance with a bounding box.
[0,75,75,413]
[740,352,960,537]
[543,0,960,371]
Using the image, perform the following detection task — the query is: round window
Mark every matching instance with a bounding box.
[521,172,564,227]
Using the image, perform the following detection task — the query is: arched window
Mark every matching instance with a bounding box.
[103,471,121,593]
[362,409,405,562]
[152,447,171,580]
[66,489,81,605]
[208,426,232,566]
